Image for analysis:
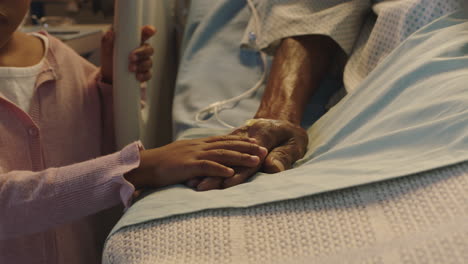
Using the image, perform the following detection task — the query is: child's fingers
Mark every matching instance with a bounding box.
[130,44,154,62]
[141,25,157,44]
[129,59,153,73]
[188,161,235,178]
[203,135,257,144]
[205,141,267,158]
[136,72,152,82]
[101,30,115,52]
[197,177,224,191]
[199,150,260,168]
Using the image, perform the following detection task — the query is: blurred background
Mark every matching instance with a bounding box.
[30,0,114,24]
[23,0,191,147]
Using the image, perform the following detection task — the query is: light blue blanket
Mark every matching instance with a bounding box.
[107,11,468,237]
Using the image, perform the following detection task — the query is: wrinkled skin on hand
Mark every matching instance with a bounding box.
[188,119,308,191]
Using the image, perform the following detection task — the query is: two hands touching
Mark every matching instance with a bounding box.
[101,26,308,191]
[187,119,308,191]
[183,35,340,191]
[125,120,308,192]
[125,136,268,190]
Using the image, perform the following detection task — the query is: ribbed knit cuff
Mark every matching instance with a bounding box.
[117,141,143,208]
[52,142,142,225]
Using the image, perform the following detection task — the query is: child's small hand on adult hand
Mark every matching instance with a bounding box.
[124,136,268,189]
[100,25,156,84]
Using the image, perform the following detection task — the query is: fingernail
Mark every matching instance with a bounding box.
[249,138,257,143]
[273,159,285,171]
[249,155,260,162]
[260,147,268,154]
[227,168,235,175]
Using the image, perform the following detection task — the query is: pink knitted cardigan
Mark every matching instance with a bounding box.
[0,32,139,264]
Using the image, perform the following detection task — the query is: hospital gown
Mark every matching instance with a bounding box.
[173,0,463,135]
[242,0,463,92]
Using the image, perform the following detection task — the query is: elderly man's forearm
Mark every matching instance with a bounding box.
[255,35,341,125]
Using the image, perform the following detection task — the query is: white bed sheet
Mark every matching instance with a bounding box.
[104,161,468,264]
[103,10,468,264]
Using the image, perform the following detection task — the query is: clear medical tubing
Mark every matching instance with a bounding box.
[195,0,267,129]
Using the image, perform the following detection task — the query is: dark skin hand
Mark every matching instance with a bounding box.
[188,35,342,191]
[125,135,268,189]
[100,25,156,84]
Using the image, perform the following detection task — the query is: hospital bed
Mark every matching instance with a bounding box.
[112,0,180,149]
[103,2,468,263]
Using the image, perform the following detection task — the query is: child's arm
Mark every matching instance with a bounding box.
[0,142,141,240]
[0,136,265,239]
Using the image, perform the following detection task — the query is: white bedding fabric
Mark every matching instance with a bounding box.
[107,9,468,231]
[103,9,468,264]
[104,160,468,264]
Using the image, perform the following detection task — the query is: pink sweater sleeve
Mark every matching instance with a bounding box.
[0,142,140,240]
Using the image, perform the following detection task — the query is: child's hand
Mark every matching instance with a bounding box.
[100,25,156,84]
[124,136,268,189]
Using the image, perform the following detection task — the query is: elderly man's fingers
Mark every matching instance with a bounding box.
[197,177,224,191]
[263,136,308,173]
[231,120,295,150]
[263,146,296,173]
[222,167,258,189]
[231,125,278,149]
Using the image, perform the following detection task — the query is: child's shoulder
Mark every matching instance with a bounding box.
[35,31,76,55]
[35,31,93,69]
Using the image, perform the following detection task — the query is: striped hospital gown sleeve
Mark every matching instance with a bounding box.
[241,0,372,55]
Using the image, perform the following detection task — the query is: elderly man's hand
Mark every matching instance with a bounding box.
[186,35,338,191]
[189,119,308,191]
